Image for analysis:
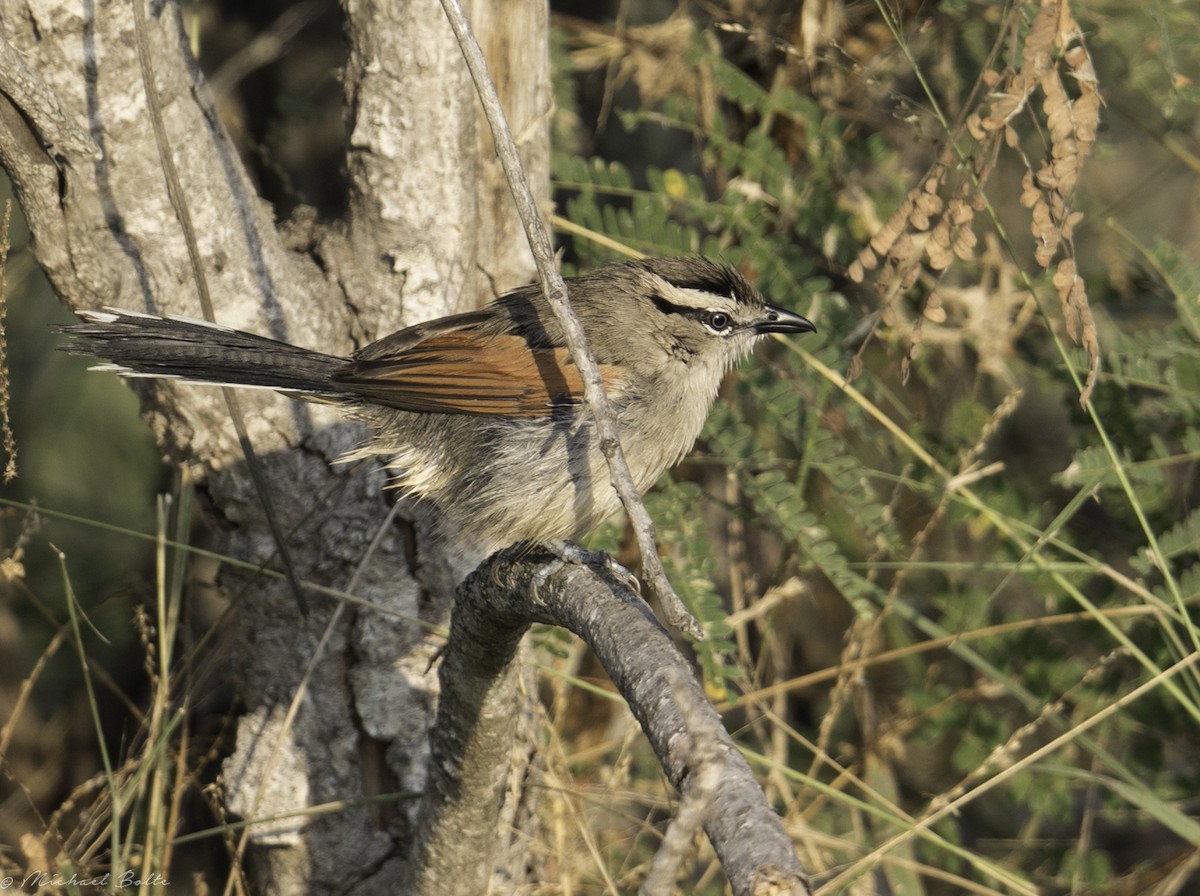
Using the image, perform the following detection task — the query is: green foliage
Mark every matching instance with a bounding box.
[553,1,1200,891]
[643,484,737,695]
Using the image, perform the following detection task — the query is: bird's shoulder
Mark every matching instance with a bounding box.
[351,284,558,364]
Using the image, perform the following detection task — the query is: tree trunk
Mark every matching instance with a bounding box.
[0,0,548,890]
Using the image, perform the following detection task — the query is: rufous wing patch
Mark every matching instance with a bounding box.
[332,332,623,416]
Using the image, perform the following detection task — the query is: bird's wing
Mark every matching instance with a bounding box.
[332,328,624,416]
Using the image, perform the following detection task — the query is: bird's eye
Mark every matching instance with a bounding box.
[704,310,732,332]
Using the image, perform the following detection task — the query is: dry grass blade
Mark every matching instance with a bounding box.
[0,199,14,482]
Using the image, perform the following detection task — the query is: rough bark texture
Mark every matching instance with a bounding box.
[413,547,812,896]
[0,0,548,891]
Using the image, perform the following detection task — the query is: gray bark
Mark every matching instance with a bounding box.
[0,0,548,891]
[413,547,812,896]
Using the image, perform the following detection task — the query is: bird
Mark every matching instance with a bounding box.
[60,256,815,559]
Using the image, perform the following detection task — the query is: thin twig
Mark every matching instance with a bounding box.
[207,0,326,98]
[437,0,702,638]
[129,0,308,615]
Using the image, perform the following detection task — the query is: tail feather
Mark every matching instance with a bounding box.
[59,309,345,395]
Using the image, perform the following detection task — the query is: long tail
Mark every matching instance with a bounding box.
[58,309,345,395]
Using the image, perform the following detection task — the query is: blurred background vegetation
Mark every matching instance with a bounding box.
[3,0,1199,893]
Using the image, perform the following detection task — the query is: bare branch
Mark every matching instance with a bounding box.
[411,548,811,895]
[639,669,724,895]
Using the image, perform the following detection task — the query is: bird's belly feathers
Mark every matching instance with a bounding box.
[361,386,711,552]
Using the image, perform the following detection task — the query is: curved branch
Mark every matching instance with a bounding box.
[411,548,812,896]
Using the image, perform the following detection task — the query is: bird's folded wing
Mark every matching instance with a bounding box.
[331,332,623,416]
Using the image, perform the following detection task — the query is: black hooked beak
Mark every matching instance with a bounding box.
[755,303,816,335]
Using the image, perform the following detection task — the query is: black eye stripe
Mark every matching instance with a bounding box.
[649,294,736,331]
[649,293,690,317]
